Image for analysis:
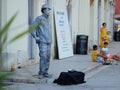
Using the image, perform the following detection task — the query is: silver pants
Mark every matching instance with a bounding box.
[38,43,51,75]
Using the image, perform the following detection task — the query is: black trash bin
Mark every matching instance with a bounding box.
[114,31,120,41]
[76,35,88,54]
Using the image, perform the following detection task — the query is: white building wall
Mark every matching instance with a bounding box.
[71,0,79,52]
[89,3,94,46]
[7,0,28,52]
[53,0,66,9]
[78,0,90,35]
[89,0,99,49]
[101,0,105,24]
[1,0,29,71]
[0,0,7,29]
[93,0,99,44]
[107,0,114,41]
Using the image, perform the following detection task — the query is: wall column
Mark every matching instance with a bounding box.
[101,0,105,23]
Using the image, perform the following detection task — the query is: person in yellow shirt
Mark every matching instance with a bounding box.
[91,45,107,64]
[100,22,110,48]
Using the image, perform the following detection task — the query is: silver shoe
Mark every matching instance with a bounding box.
[38,75,44,79]
[44,73,52,78]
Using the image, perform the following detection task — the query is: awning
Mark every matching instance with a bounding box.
[114,14,120,20]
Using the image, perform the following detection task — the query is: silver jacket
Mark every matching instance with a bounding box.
[31,14,52,44]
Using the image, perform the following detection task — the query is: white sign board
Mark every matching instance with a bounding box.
[54,9,73,59]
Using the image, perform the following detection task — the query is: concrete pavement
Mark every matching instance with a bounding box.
[5,42,120,84]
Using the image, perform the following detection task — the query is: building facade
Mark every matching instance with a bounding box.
[0,0,114,71]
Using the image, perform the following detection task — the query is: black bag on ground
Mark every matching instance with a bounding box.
[53,70,86,85]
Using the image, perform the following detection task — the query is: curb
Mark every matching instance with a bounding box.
[83,63,103,74]
[5,77,47,84]
[5,63,102,84]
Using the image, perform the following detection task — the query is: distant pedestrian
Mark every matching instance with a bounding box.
[91,45,107,65]
[100,22,110,48]
[31,4,52,79]
[101,42,120,61]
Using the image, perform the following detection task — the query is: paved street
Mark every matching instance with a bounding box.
[4,61,120,90]
[86,61,120,90]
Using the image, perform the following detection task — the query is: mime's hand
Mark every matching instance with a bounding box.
[35,37,40,43]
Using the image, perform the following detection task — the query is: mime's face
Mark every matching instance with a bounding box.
[43,8,51,16]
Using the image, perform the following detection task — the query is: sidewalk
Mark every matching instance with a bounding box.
[6,42,120,84]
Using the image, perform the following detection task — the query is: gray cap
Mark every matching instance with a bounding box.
[41,4,51,10]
